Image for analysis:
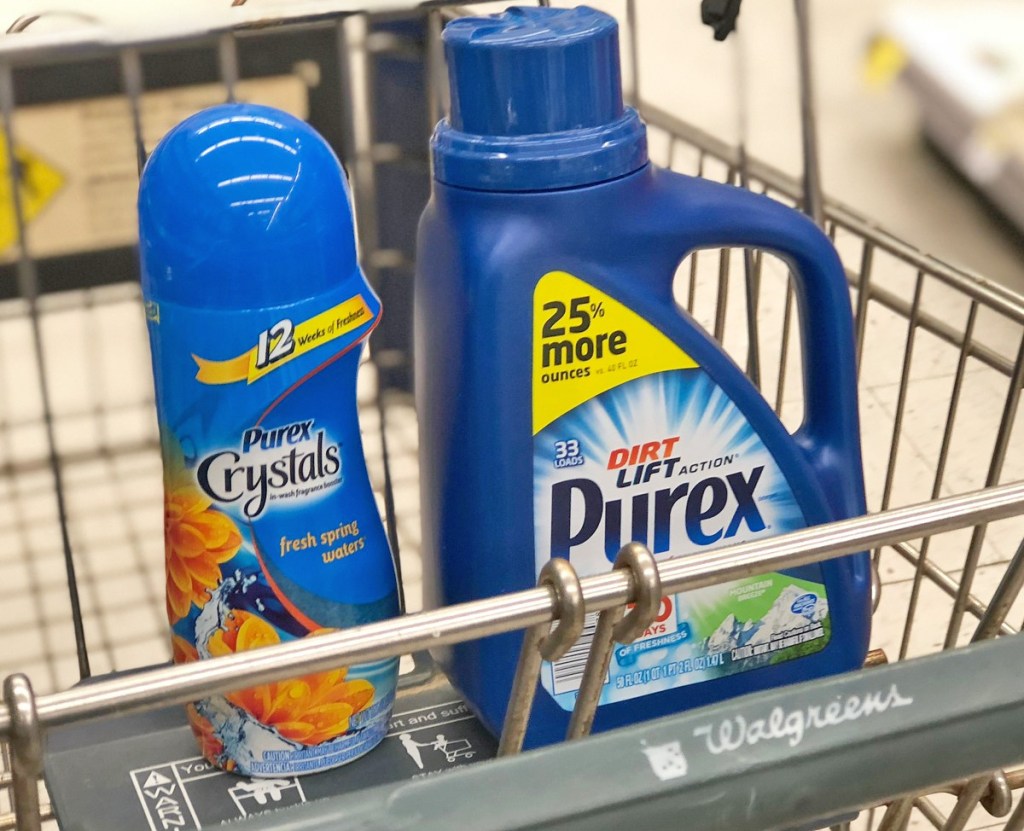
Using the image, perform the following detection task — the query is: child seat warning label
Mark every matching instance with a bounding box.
[130,759,308,830]
[128,697,488,829]
[531,270,832,711]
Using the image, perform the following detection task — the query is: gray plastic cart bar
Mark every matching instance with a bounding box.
[237,634,1024,831]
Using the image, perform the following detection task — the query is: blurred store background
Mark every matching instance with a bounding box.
[8,0,1024,291]
[600,0,1024,293]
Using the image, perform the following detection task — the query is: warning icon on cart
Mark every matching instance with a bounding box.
[398,732,477,769]
[141,771,173,790]
[641,740,688,781]
[229,779,305,816]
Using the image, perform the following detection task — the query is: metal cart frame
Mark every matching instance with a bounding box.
[0,2,1021,830]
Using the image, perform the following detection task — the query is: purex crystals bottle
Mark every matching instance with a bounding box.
[140,103,400,775]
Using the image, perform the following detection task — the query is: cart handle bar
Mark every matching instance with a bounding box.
[1,480,1022,736]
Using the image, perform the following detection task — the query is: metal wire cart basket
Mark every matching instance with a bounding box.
[0,2,1022,830]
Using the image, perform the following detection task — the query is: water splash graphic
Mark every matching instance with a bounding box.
[195,695,301,773]
[194,569,258,659]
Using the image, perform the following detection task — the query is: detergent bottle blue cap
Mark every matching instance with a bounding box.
[433,5,648,191]
[139,103,360,310]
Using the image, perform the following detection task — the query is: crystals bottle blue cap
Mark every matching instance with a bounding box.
[139,103,361,310]
[432,6,648,191]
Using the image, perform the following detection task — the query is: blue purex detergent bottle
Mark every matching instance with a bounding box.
[415,6,871,748]
[139,103,400,775]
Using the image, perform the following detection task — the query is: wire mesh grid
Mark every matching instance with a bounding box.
[0,283,426,691]
[0,3,1018,831]
[639,112,1024,655]
[639,111,1024,831]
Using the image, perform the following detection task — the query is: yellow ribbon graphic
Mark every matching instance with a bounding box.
[193,294,372,385]
[193,352,252,385]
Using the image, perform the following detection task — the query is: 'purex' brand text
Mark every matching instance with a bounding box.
[550,465,766,560]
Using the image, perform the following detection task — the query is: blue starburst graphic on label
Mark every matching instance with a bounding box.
[534,370,806,574]
[531,271,831,710]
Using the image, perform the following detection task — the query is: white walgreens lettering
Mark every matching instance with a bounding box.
[693,684,914,753]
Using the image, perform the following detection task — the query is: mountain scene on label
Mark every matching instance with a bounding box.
[703,584,829,657]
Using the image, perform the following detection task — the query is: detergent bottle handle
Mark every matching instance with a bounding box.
[663,173,866,522]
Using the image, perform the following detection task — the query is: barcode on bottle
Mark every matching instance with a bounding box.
[550,612,606,695]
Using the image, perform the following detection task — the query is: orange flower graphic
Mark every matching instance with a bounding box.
[165,482,241,623]
[207,612,375,746]
[171,634,199,664]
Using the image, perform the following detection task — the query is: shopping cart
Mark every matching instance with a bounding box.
[0,2,1022,830]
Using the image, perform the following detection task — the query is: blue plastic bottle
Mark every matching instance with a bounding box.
[139,104,400,775]
[415,6,871,748]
